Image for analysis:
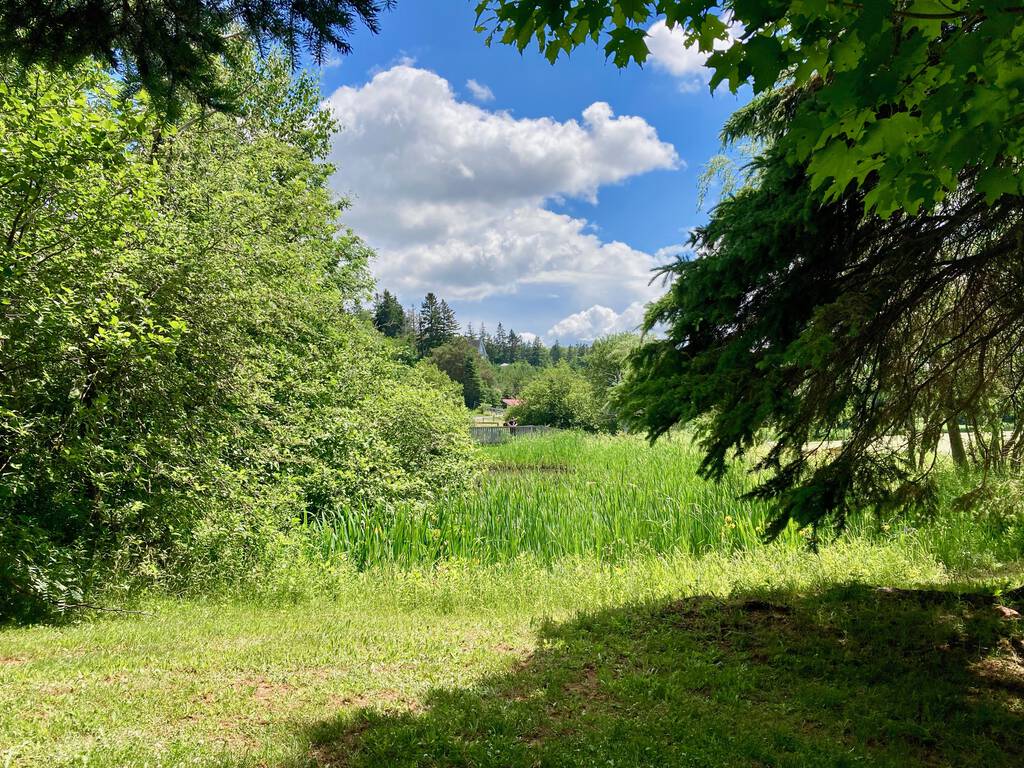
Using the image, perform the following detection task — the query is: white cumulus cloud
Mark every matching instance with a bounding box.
[547,301,648,342]
[325,65,681,336]
[465,78,495,102]
[646,19,739,92]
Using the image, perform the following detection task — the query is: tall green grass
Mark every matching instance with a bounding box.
[303,431,1024,574]
[311,432,803,568]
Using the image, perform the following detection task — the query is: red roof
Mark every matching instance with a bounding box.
[501,398,524,407]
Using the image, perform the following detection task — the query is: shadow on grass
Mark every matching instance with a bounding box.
[305,584,1024,768]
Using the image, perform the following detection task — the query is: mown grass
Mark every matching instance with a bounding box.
[1,546,1021,767]
[2,431,1023,767]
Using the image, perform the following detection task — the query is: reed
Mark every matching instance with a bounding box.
[310,432,806,568]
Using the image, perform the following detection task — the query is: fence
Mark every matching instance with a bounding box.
[469,425,552,444]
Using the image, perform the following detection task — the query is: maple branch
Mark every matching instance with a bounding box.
[837,1,1022,19]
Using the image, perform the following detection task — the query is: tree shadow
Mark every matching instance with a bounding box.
[303,584,1024,767]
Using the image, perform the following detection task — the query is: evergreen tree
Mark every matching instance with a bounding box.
[416,293,444,356]
[372,289,404,338]
[439,299,459,340]
[480,0,1024,531]
[550,340,562,364]
[462,353,486,409]
[527,336,549,367]
[493,323,508,364]
[507,330,522,362]
[0,1,391,117]
[416,294,458,356]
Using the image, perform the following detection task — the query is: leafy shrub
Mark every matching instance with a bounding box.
[0,57,476,619]
[509,364,602,431]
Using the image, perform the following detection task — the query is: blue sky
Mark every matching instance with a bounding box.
[317,2,748,342]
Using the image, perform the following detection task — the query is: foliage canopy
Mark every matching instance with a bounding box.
[510,365,602,431]
[476,0,1024,217]
[0,54,474,619]
[0,0,393,114]
[478,1,1024,532]
[617,135,1024,534]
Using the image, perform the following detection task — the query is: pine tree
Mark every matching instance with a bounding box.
[550,340,563,364]
[493,324,508,364]
[372,289,405,338]
[417,293,446,356]
[439,300,459,341]
[527,336,549,366]
[0,1,390,117]
[462,353,486,409]
[507,330,522,362]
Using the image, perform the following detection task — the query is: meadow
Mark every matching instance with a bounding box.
[2,433,1023,767]
[312,432,1024,575]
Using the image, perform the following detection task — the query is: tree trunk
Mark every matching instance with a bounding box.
[947,413,968,468]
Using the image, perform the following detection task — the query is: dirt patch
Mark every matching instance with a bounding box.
[492,641,533,663]
[564,663,603,701]
[0,656,28,666]
[330,689,421,713]
[972,638,1024,696]
[213,720,262,752]
[973,657,1024,693]
[40,683,77,696]
[232,675,296,701]
[311,719,372,768]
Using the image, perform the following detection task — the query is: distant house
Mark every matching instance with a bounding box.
[501,398,524,408]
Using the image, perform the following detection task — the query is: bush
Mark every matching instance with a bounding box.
[0,58,476,619]
[509,365,602,431]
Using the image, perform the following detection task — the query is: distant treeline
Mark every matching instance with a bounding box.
[371,289,591,366]
[371,290,640,432]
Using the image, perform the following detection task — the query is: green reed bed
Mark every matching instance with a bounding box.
[306,431,1024,574]
[312,432,806,568]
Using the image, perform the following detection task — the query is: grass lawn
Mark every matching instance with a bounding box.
[3,433,1023,767]
[2,548,1022,767]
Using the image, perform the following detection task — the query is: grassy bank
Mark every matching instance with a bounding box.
[1,547,1021,767]
[3,432,1023,767]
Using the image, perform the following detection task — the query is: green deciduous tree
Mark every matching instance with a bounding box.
[428,338,497,407]
[510,365,601,431]
[0,54,475,619]
[476,0,1024,216]
[493,361,539,398]
[585,333,640,430]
